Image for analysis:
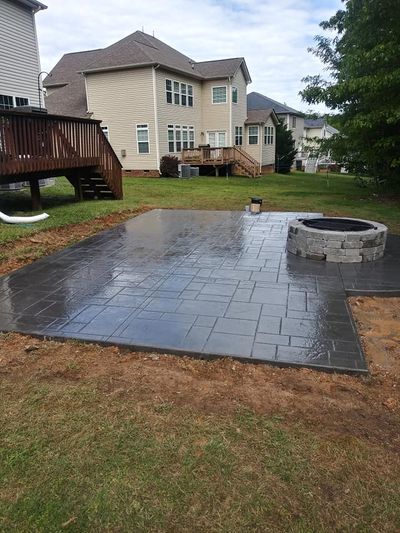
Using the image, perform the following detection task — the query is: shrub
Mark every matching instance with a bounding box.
[160,155,179,177]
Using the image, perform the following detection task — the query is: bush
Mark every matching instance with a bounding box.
[160,155,179,177]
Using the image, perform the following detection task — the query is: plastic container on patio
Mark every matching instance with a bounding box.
[250,196,263,214]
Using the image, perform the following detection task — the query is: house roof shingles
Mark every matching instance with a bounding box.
[247,91,301,116]
[44,31,251,117]
[44,49,103,117]
[245,109,277,125]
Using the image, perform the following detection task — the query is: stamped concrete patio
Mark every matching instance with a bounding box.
[1,210,399,373]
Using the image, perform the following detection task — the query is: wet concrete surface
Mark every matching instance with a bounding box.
[1,210,399,373]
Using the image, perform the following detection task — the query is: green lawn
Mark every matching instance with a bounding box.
[1,373,399,532]
[0,172,399,245]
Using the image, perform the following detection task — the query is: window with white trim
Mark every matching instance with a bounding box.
[166,79,172,104]
[264,126,274,145]
[136,124,149,154]
[234,126,243,146]
[232,86,238,104]
[173,81,180,105]
[180,83,187,106]
[248,126,259,145]
[168,125,195,153]
[0,95,29,110]
[292,116,297,128]
[212,86,227,104]
[188,84,193,107]
[15,97,29,107]
[166,79,193,107]
[0,95,14,110]
[101,126,110,141]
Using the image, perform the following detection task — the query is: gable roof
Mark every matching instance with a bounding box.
[81,31,203,78]
[247,91,301,116]
[245,109,279,125]
[304,118,325,128]
[304,118,339,135]
[195,58,251,83]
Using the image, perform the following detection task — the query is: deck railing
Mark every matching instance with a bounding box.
[181,146,259,177]
[0,110,122,198]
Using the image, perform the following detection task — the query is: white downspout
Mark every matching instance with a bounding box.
[228,77,233,146]
[152,65,161,171]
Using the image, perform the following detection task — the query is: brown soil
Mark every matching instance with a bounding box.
[1,297,399,449]
[0,207,151,276]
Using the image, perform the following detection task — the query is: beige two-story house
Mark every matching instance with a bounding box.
[44,31,278,176]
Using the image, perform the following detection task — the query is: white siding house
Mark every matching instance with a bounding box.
[0,0,47,110]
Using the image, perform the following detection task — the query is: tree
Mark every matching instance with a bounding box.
[275,119,297,173]
[300,0,400,186]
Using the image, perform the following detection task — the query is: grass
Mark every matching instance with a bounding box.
[0,172,399,245]
[1,379,399,532]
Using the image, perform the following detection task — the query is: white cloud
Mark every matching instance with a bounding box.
[36,0,342,112]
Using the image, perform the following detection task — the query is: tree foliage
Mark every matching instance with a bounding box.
[275,119,297,173]
[300,0,400,186]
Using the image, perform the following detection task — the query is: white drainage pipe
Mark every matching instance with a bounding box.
[0,211,49,224]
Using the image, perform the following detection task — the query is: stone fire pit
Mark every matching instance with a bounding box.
[287,217,387,263]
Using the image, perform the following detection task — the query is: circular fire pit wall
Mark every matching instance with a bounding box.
[287,217,387,263]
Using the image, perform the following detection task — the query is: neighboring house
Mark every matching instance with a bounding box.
[303,118,339,143]
[247,92,305,151]
[301,118,340,172]
[44,31,278,175]
[0,0,47,110]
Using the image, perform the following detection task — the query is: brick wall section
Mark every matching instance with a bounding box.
[123,169,160,178]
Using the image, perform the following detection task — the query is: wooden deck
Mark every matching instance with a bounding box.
[181,146,260,177]
[0,110,123,208]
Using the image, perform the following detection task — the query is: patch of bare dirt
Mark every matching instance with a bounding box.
[350,296,400,375]
[1,295,399,450]
[0,207,152,275]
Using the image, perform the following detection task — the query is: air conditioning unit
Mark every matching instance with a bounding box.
[190,167,199,177]
[180,164,191,178]
[0,182,23,191]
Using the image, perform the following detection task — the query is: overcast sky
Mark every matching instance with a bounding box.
[36,0,342,112]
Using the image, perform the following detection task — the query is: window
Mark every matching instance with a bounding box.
[166,79,172,104]
[180,83,187,106]
[136,124,149,154]
[248,126,259,145]
[168,125,195,152]
[264,126,274,145]
[0,95,30,110]
[232,86,238,104]
[15,97,29,107]
[173,81,180,105]
[234,126,243,146]
[101,126,110,141]
[166,79,193,106]
[212,86,227,104]
[0,95,14,110]
[292,116,297,128]
[188,85,193,107]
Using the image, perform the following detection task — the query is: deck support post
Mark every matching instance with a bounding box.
[74,175,83,201]
[215,166,219,177]
[30,179,42,211]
